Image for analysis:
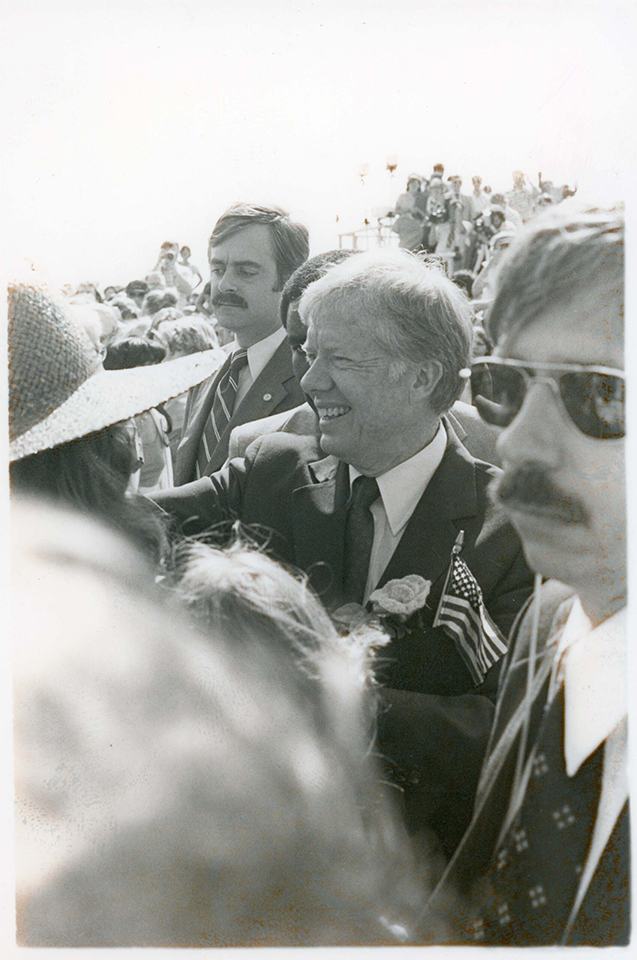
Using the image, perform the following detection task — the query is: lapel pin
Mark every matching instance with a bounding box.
[263,393,272,401]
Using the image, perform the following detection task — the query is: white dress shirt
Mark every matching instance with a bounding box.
[553,599,628,929]
[233,326,287,407]
[349,421,447,602]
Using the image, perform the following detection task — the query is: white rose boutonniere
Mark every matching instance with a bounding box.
[333,575,432,640]
[369,575,432,618]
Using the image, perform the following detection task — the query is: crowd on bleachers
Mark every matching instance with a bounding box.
[391,164,576,291]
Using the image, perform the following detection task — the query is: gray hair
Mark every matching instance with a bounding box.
[298,249,473,414]
[486,203,624,345]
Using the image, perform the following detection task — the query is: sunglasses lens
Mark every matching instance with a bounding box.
[560,372,625,439]
[471,363,526,427]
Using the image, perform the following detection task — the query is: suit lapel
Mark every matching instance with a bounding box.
[204,340,298,474]
[174,353,229,484]
[377,427,479,591]
[292,455,350,608]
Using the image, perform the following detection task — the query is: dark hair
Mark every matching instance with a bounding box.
[142,291,168,316]
[208,203,309,291]
[104,337,166,369]
[279,249,358,325]
[451,270,477,298]
[126,280,148,299]
[10,424,168,563]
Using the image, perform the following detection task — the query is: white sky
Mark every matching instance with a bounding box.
[2,0,634,287]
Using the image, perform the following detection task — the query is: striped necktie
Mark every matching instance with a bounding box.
[196,349,248,476]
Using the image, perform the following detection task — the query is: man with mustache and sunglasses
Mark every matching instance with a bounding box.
[426,205,627,945]
[174,203,309,483]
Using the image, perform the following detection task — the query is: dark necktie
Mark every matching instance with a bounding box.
[196,349,248,476]
[342,474,380,606]
[467,686,612,945]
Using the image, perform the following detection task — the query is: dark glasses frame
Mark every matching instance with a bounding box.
[470,356,625,440]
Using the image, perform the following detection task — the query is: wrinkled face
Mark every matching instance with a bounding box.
[494,286,625,608]
[301,307,429,475]
[209,225,282,345]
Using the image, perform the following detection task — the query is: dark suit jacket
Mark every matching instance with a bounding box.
[154,425,533,852]
[426,581,630,945]
[174,339,306,484]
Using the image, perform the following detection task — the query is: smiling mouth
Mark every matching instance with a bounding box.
[316,405,351,422]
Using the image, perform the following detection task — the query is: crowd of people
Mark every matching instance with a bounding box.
[391,164,577,294]
[9,196,626,947]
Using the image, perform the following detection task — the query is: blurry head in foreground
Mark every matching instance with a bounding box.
[14,500,426,946]
[471,205,624,623]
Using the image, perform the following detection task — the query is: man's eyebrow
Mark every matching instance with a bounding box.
[210,257,263,269]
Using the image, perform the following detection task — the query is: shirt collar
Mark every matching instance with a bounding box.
[559,598,627,776]
[233,326,286,382]
[349,421,446,536]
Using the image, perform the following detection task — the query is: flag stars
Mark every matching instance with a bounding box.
[468,918,485,941]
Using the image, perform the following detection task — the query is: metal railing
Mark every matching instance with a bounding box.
[338,217,400,251]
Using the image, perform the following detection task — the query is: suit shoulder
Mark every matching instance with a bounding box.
[244,429,323,469]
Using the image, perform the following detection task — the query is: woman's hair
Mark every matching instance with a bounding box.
[10,423,168,563]
[14,503,427,946]
[175,539,386,708]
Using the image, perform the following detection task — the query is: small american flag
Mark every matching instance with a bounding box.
[433,530,508,686]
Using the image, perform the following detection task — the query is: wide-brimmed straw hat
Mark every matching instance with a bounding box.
[9,283,224,462]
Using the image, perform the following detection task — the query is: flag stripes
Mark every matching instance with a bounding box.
[434,551,508,686]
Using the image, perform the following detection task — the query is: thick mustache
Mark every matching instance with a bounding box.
[212,293,248,309]
[491,462,589,525]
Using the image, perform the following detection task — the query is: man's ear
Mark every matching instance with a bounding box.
[413,360,443,400]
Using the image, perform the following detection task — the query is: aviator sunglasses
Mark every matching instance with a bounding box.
[469,357,625,440]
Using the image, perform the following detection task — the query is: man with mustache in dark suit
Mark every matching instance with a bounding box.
[154,249,534,857]
[425,204,627,945]
[174,203,309,483]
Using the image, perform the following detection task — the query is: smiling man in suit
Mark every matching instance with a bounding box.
[227,249,501,466]
[154,249,534,853]
[174,203,309,484]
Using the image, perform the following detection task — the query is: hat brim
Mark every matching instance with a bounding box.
[10,348,226,462]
